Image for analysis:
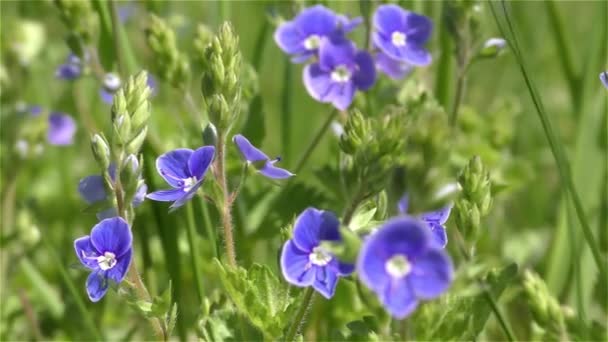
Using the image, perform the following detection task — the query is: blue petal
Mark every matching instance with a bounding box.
[421,204,452,225]
[328,82,356,111]
[55,62,82,80]
[259,163,294,179]
[99,88,114,105]
[373,4,406,36]
[147,188,185,202]
[169,180,203,210]
[408,248,453,299]
[338,15,363,33]
[318,38,356,70]
[295,5,338,36]
[404,12,433,45]
[353,51,376,90]
[329,259,355,276]
[303,63,334,102]
[600,71,608,89]
[428,223,447,248]
[274,21,306,55]
[188,146,215,180]
[86,270,109,302]
[312,266,338,299]
[90,217,132,258]
[78,175,107,204]
[280,240,315,287]
[96,208,118,221]
[47,113,76,146]
[381,279,418,319]
[74,236,99,269]
[375,52,413,80]
[292,208,340,252]
[156,148,193,188]
[233,134,268,162]
[402,44,432,66]
[106,248,132,284]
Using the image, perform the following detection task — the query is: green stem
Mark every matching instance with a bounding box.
[43,238,103,341]
[284,287,315,342]
[490,0,607,281]
[293,109,338,174]
[281,60,293,166]
[435,3,454,109]
[109,0,126,76]
[566,193,587,336]
[109,0,137,75]
[185,203,206,303]
[449,70,466,126]
[216,131,237,266]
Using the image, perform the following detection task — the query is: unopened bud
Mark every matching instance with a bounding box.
[477,38,507,58]
[202,122,218,146]
[91,134,111,169]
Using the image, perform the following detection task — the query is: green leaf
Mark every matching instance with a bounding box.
[91,0,114,71]
[213,259,297,339]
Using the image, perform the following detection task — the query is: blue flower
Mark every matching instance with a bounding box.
[74,217,133,302]
[147,146,215,209]
[303,37,376,110]
[274,5,362,63]
[372,4,433,67]
[398,195,452,248]
[280,208,355,298]
[79,159,147,220]
[357,217,453,319]
[233,134,294,179]
[55,54,85,80]
[601,71,608,90]
[47,112,76,146]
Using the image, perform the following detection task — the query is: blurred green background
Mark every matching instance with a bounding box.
[1,0,606,340]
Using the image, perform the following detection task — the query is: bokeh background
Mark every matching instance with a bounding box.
[1,0,606,340]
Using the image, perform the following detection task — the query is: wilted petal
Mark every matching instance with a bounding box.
[74,236,99,269]
[90,217,132,258]
[78,175,107,204]
[313,266,338,299]
[408,248,453,299]
[86,270,109,302]
[106,248,132,284]
[381,279,418,319]
[188,146,215,179]
[47,113,76,146]
[156,148,193,188]
[353,51,376,90]
[233,134,268,162]
[259,163,294,179]
[280,240,315,286]
[147,188,185,202]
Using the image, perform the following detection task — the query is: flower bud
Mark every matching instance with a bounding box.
[91,134,111,169]
[202,122,218,146]
[207,94,230,129]
[477,38,507,59]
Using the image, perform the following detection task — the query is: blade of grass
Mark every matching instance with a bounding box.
[435,2,454,110]
[281,60,293,166]
[489,1,607,281]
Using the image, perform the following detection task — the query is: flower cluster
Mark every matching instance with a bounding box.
[274,4,433,110]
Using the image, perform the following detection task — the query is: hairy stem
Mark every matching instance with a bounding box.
[284,287,315,342]
[216,131,237,266]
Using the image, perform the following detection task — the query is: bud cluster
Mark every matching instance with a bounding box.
[145,15,190,90]
[523,270,568,340]
[199,22,242,131]
[453,155,492,241]
[54,0,98,55]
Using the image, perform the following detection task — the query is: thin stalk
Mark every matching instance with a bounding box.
[216,131,237,266]
[185,203,205,303]
[284,287,315,342]
[281,61,293,166]
[43,238,103,341]
[449,70,466,126]
[490,0,607,280]
[18,289,43,341]
[109,0,138,75]
[109,0,126,77]
[566,193,587,336]
[435,3,454,109]
[293,109,338,174]
[184,90,202,122]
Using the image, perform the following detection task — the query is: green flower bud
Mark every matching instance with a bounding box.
[207,94,230,129]
[91,134,111,170]
[202,122,218,146]
[110,71,151,154]
[523,270,567,339]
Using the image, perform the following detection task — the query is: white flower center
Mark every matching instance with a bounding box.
[304,34,321,50]
[309,246,332,266]
[96,252,117,271]
[391,31,407,47]
[331,65,352,83]
[385,254,412,278]
[183,176,198,192]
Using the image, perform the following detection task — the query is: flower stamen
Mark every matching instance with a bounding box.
[391,31,407,47]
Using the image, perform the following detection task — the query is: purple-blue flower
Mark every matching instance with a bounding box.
[601,71,608,90]
[372,4,433,66]
[398,195,451,248]
[233,134,294,179]
[357,217,453,319]
[47,113,76,146]
[280,208,355,298]
[147,146,215,209]
[303,37,376,110]
[56,54,85,80]
[274,5,362,63]
[79,161,147,220]
[74,217,133,302]
[375,52,414,80]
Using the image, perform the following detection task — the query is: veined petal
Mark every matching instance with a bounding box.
[303,63,334,102]
[381,279,418,319]
[292,208,340,252]
[106,248,132,284]
[147,188,185,202]
[90,217,132,258]
[409,248,453,299]
[86,270,109,302]
[313,266,338,299]
[428,223,448,248]
[373,4,406,35]
[169,180,204,210]
[259,163,294,179]
[78,175,107,204]
[188,145,215,179]
[132,183,147,207]
[233,134,268,162]
[274,21,306,55]
[47,113,76,146]
[295,5,338,36]
[156,148,193,188]
[353,51,376,90]
[328,82,356,111]
[280,240,315,286]
[421,204,452,225]
[74,236,99,269]
[402,44,432,66]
